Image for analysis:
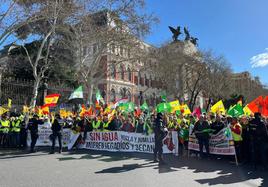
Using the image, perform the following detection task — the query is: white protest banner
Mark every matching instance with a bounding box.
[67,131,80,150]
[188,127,236,155]
[79,131,178,154]
[27,128,71,147]
[28,128,178,155]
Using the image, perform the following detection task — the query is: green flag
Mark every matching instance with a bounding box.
[161,91,167,102]
[227,104,244,117]
[96,90,105,104]
[156,102,171,113]
[140,102,149,111]
[120,102,135,112]
[69,86,83,100]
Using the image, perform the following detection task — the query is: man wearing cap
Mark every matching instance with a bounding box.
[192,115,211,159]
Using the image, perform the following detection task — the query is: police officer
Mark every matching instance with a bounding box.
[19,115,28,149]
[28,114,42,153]
[249,112,268,170]
[0,113,10,148]
[11,115,21,147]
[50,114,63,154]
[153,113,167,164]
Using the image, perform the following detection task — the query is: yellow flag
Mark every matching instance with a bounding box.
[60,109,68,118]
[23,105,29,114]
[243,105,253,116]
[108,109,116,122]
[7,98,12,108]
[180,104,191,115]
[210,100,226,114]
[0,107,8,115]
[169,100,180,113]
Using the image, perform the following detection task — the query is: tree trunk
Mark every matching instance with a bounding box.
[87,83,94,106]
[191,91,200,110]
[206,97,212,112]
[30,78,41,108]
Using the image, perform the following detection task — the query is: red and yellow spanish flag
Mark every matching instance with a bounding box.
[44,94,60,107]
[41,105,50,115]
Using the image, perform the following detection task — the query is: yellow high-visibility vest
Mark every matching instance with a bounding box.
[232,123,243,141]
[0,120,10,133]
[12,120,21,132]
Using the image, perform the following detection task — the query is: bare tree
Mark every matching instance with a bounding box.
[8,0,81,108]
[201,50,232,110]
[150,41,202,104]
[62,0,158,104]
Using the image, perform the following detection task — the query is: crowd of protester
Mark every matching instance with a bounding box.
[0,108,268,169]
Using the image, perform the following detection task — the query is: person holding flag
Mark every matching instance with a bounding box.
[230,117,243,163]
[192,115,211,159]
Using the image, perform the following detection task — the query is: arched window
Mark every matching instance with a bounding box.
[127,91,132,101]
[110,89,116,102]
[120,65,124,80]
[111,63,116,79]
[139,71,142,85]
[120,87,127,98]
[128,68,132,81]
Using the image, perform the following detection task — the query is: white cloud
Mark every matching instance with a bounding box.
[250,48,268,68]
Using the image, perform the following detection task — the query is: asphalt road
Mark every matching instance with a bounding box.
[0,148,267,187]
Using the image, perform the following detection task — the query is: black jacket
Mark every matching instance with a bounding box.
[211,121,224,134]
[154,118,166,140]
[193,120,210,139]
[249,118,268,142]
[28,118,43,133]
[51,119,62,133]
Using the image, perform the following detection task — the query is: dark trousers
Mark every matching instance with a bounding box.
[198,137,210,158]
[154,136,163,160]
[11,132,20,147]
[234,141,242,163]
[20,128,27,148]
[51,132,62,152]
[30,133,38,151]
[260,141,268,167]
[1,133,10,148]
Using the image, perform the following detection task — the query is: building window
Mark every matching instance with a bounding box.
[128,68,132,82]
[111,63,116,79]
[110,89,116,102]
[127,91,131,101]
[139,71,142,85]
[145,74,149,87]
[120,88,127,98]
[120,65,124,80]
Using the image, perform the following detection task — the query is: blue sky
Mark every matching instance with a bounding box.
[144,0,268,85]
